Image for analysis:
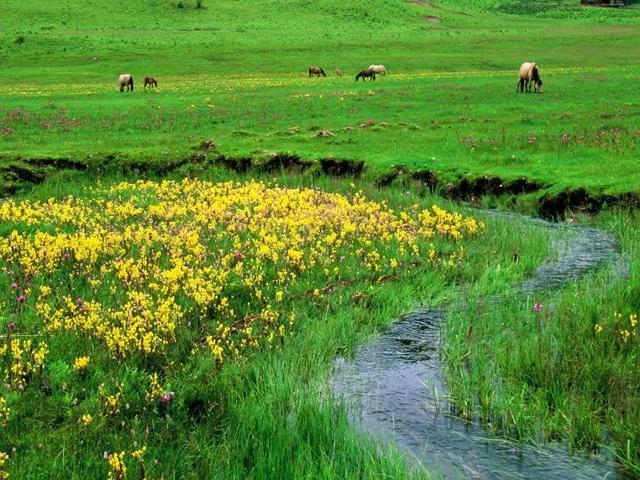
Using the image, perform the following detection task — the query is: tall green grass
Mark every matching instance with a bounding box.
[0,168,552,478]
[444,210,640,474]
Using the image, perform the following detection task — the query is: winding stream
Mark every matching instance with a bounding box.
[332,212,621,479]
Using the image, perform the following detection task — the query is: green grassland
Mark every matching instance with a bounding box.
[0,167,551,479]
[1,0,639,202]
[2,1,640,478]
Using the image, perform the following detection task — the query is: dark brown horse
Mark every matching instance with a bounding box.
[144,76,158,89]
[308,66,326,77]
[355,69,376,81]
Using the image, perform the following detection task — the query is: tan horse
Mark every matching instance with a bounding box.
[144,77,158,89]
[368,65,387,76]
[118,74,134,92]
[308,66,326,77]
[335,69,343,77]
[517,63,543,93]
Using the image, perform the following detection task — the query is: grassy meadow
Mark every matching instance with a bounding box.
[1,0,640,200]
[1,0,640,478]
[0,167,552,479]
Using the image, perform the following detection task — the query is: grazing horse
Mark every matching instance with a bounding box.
[335,69,343,77]
[368,64,387,76]
[355,69,376,81]
[118,74,134,92]
[144,76,158,89]
[517,62,543,93]
[308,66,326,77]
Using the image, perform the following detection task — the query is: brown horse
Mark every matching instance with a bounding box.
[308,66,326,77]
[144,77,158,89]
[355,69,376,81]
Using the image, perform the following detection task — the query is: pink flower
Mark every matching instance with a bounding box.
[63,253,70,260]
[17,295,26,303]
[160,392,175,405]
[533,303,543,313]
[7,322,16,331]
[11,282,18,290]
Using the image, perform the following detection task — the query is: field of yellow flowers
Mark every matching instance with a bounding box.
[0,177,488,478]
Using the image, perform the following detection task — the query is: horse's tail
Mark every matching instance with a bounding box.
[130,77,134,91]
[308,68,312,77]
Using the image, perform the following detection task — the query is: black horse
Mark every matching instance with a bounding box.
[355,69,376,81]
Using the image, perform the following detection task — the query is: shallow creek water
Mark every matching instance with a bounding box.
[332,212,621,479]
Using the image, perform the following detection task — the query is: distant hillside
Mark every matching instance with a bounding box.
[436,0,640,16]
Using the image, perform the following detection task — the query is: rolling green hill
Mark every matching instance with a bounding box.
[1,0,639,203]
